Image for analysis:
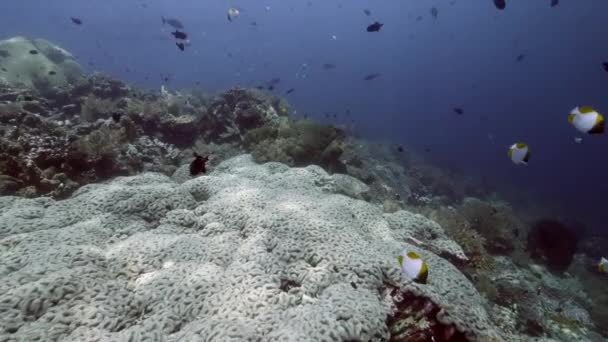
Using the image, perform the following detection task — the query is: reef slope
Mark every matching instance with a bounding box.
[0,155,508,341]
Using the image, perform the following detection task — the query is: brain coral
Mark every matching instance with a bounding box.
[0,155,504,341]
[0,37,83,94]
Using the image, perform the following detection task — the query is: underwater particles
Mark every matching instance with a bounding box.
[366,22,383,32]
[227,8,240,22]
[508,143,530,165]
[190,153,209,176]
[568,106,604,134]
[70,17,83,25]
[161,16,184,29]
[494,0,506,10]
[398,250,428,284]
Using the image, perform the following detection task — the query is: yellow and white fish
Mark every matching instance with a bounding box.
[508,143,530,164]
[227,8,240,21]
[599,257,608,273]
[568,106,604,134]
[398,250,428,284]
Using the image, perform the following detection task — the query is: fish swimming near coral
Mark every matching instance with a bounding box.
[398,250,428,284]
[171,30,187,40]
[568,106,604,134]
[363,73,381,81]
[508,143,530,164]
[494,0,506,10]
[111,112,122,123]
[70,17,83,25]
[161,16,184,29]
[190,153,209,176]
[599,257,608,273]
[366,22,383,32]
[227,8,240,22]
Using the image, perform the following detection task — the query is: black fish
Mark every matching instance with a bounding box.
[363,73,381,81]
[322,63,336,70]
[250,21,258,26]
[1,68,7,72]
[48,70,56,75]
[430,7,438,19]
[29,50,39,55]
[286,88,295,94]
[397,146,404,153]
[603,62,608,72]
[162,16,184,29]
[363,9,371,16]
[0,50,10,58]
[176,42,185,51]
[453,108,464,115]
[366,22,383,32]
[171,30,187,40]
[267,85,275,91]
[494,0,506,10]
[416,15,423,22]
[516,54,525,62]
[190,153,209,176]
[111,112,122,123]
[550,0,558,7]
[70,17,83,25]
[255,85,264,90]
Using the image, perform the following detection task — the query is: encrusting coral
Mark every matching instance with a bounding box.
[0,155,509,341]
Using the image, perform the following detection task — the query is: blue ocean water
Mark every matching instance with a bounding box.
[8,1,604,227]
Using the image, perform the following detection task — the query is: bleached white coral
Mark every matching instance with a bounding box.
[1,155,503,341]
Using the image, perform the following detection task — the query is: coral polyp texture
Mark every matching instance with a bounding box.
[1,155,505,341]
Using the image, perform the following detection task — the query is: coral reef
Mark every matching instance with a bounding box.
[0,155,508,341]
[527,220,578,273]
[245,119,347,173]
